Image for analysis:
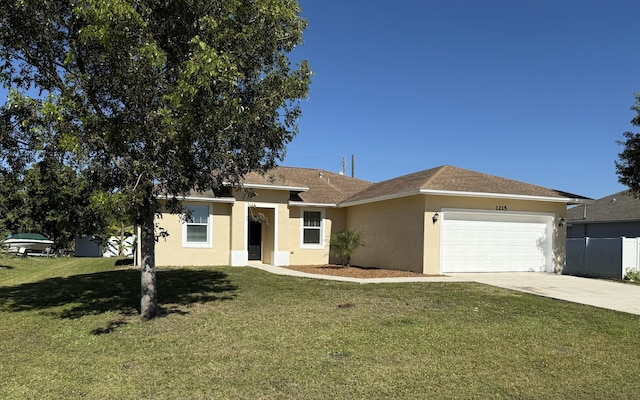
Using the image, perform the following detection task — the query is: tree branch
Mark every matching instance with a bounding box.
[132,171,146,193]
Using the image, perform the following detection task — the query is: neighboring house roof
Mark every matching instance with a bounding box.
[567,190,640,223]
[243,167,374,205]
[342,165,590,206]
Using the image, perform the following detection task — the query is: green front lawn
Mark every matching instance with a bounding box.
[1,257,639,399]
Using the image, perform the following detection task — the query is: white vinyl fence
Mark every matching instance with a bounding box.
[565,237,639,279]
[74,235,136,258]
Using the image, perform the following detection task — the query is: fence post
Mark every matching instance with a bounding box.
[621,237,639,279]
[637,237,640,270]
[621,236,626,279]
[584,236,589,276]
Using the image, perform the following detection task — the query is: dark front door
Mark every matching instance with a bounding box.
[248,221,262,260]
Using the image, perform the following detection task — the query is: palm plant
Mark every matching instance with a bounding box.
[330,229,365,267]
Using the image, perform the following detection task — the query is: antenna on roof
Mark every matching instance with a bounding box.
[339,155,346,175]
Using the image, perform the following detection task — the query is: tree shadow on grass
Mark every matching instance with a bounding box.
[0,268,237,321]
[114,258,134,267]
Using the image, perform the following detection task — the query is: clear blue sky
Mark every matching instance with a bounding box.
[284,0,640,199]
[1,1,637,200]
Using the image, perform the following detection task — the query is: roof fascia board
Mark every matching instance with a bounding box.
[339,191,422,207]
[162,196,236,203]
[241,183,309,192]
[566,198,593,205]
[288,201,337,208]
[568,219,640,224]
[419,189,588,204]
[222,181,308,192]
[339,189,589,207]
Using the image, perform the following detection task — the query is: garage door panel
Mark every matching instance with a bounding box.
[441,212,552,273]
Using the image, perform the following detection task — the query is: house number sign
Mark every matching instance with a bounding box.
[496,205,508,211]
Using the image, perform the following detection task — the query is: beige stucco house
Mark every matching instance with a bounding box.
[150,165,588,274]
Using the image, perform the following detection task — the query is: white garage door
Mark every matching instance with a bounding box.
[441,211,553,273]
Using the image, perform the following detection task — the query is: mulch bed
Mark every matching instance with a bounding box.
[281,264,427,278]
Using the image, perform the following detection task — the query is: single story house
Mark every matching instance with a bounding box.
[567,190,640,238]
[150,165,589,274]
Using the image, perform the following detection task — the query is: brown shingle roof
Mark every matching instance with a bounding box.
[343,165,589,204]
[243,166,374,204]
[567,190,640,222]
[183,165,588,206]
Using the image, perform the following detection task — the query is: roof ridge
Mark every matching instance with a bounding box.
[422,165,449,187]
[438,165,561,192]
[341,166,444,204]
[275,166,372,183]
[369,165,442,186]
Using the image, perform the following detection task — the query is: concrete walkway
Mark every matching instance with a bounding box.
[248,264,640,316]
[448,272,640,316]
[248,263,468,283]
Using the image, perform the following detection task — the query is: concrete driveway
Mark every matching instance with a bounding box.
[447,272,640,316]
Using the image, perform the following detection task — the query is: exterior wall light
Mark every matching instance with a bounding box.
[432,212,439,224]
[559,217,565,227]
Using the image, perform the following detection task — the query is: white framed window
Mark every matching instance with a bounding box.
[301,209,324,248]
[182,204,211,248]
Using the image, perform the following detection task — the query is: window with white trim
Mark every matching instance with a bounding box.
[301,209,324,248]
[183,204,211,247]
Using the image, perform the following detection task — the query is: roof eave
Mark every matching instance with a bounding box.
[568,218,640,224]
[566,198,594,205]
[339,189,589,207]
[420,189,587,203]
[184,196,236,203]
[288,201,338,208]
[222,181,309,192]
[158,196,236,203]
[242,183,309,192]
[339,190,422,207]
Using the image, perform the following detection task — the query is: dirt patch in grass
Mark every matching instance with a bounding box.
[282,264,428,278]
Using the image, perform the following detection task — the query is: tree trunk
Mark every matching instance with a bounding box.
[140,203,157,320]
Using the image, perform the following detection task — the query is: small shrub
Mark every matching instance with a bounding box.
[330,229,365,267]
[624,268,640,282]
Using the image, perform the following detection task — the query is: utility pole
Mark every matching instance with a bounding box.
[351,154,355,177]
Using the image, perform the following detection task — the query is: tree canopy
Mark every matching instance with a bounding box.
[0,153,108,249]
[0,0,311,319]
[616,93,640,196]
